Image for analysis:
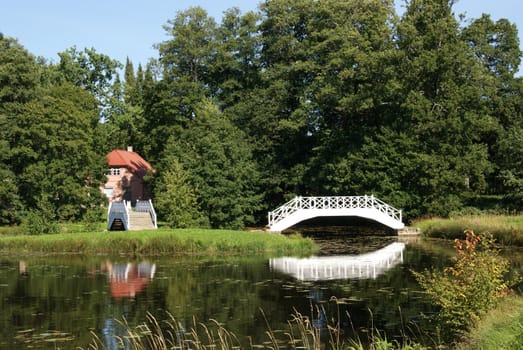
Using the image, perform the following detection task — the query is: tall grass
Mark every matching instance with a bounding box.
[83,308,427,350]
[414,215,523,245]
[85,312,242,350]
[0,228,317,256]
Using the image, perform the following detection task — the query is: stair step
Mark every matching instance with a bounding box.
[110,219,125,231]
[129,211,155,230]
[129,212,151,218]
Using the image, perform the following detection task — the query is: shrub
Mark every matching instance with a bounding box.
[22,210,59,235]
[413,230,514,341]
[82,207,104,232]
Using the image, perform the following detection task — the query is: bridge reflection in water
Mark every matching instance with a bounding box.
[270,242,405,281]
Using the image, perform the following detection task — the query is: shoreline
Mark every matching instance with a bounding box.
[413,214,523,246]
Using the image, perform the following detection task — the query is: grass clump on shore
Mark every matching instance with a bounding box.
[0,228,317,256]
[414,215,523,245]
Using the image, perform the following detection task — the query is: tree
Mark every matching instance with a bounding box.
[323,127,424,219]
[245,0,400,211]
[0,140,21,224]
[95,60,145,153]
[158,7,217,84]
[52,46,122,122]
[211,8,262,107]
[496,127,523,207]
[461,14,523,202]
[0,34,39,107]
[142,7,218,159]
[164,100,260,229]
[154,158,206,228]
[0,34,40,223]
[13,83,106,221]
[393,0,496,216]
[461,14,521,80]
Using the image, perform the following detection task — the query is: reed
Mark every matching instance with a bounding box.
[83,308,426,350]
[85,312,243,350]
[0,228,317,255]
[414,215,523,245]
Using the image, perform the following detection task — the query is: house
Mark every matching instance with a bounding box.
[103,146,152,204]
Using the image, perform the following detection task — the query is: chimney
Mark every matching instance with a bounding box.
[127,146,133,152]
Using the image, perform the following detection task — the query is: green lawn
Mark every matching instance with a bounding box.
[0,228,318,256]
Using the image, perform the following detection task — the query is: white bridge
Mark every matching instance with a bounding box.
[270,242,405,280]
[267,195,404,232]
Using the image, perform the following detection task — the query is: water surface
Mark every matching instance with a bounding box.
[0,235,452,349]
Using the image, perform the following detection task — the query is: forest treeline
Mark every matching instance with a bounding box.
[1,0,522,229]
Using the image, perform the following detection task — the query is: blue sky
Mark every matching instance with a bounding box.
[1,0,523,73]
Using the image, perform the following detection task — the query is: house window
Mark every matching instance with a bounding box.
[110,168,121,176]
[104,187,114,198]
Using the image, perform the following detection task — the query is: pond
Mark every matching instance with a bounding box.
[0,234,456,349]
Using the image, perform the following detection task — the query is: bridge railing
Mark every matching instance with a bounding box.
[268,195,402,227]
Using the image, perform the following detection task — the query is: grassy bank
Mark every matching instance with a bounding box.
[455,293,523,350]
[414,215,523,245]
[0,228,317,256]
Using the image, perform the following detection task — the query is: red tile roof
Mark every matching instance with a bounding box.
[107,149,152,175]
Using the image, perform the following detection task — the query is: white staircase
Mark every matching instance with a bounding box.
[108,200,157,231]
[128,211,156,230]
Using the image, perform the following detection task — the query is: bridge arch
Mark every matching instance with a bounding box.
[267,195,404,232]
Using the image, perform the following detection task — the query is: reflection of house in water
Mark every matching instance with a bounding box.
[102,261,156,298]
[270,242,405,281]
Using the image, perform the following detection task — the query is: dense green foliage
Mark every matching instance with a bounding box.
[1,0,523,228]
[153,157,205,228]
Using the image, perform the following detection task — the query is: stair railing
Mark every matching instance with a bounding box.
[135,199,158,229]
[107,201,130,230]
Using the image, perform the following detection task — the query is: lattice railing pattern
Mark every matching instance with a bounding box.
[268,195,402,227]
